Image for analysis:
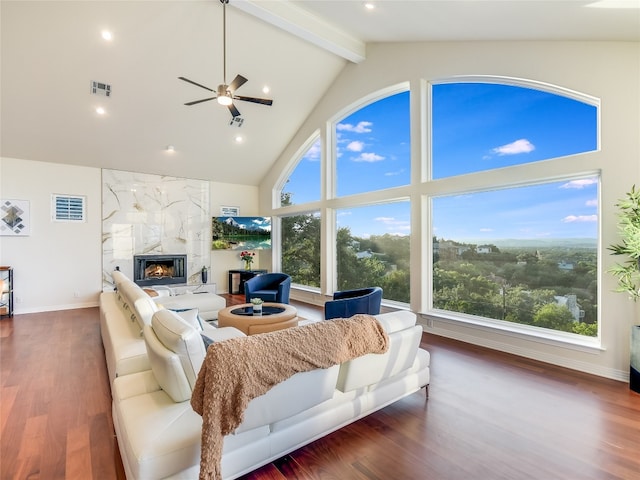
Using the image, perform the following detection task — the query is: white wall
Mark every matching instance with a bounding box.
[258,41,640,381]
[0,157,102,313]
[0,158,262,313]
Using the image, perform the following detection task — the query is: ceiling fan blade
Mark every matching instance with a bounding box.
[234,95,273,106]
[228,103,241,118]
[228,74,248,93]
[184,97,217,106]
[178,77,214,92]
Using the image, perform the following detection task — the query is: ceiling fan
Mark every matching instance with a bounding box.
[178,0,273,120]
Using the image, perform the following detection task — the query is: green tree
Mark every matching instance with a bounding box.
[336,227,361,290]
[532,304,575,332]
[381,268,410,303]
[281,191,321,287]
[572,322,597,337]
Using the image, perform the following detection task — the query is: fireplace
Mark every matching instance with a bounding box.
[133,254,187,286]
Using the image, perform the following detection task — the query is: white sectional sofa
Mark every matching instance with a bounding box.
[100,270,228,385]
[109,306,430,479]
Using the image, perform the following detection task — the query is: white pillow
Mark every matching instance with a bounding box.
[169,308,203,331]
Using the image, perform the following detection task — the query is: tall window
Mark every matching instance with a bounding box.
[336,90,410,197]
[280,136,322,288]
[281,211,321,288]
[430,81,599,338]
[336,201,410,302]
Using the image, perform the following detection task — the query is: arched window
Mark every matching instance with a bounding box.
[429,81,599,338]
[279,135,322,288]
[335,90,410,197]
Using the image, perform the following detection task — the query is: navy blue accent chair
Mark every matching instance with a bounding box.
[244,273,292,304]
[324,287,383,320]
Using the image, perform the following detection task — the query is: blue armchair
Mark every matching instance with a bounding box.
[244,273,292,304]
[324,287,383,320]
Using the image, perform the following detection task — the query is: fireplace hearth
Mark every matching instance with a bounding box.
[133,254,187,286]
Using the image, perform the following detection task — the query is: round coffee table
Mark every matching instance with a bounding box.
[217,302,298,335]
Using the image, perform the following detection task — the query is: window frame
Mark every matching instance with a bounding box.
[423,78,602,351]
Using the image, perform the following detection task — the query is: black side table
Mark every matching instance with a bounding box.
[228,269,267,294]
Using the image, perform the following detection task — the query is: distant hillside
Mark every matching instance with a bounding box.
[459,238,597,249]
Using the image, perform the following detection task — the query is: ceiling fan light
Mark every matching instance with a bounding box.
[217,94,233,106]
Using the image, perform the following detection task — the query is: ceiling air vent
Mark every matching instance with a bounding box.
[90,81,111,97]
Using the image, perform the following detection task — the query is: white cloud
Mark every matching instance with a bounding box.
[560,178,598,189]
[479,228,493,232]
[562,214,598,223]
[354,152,384,162]
[303,142,321,161]
[336,121,373,133]
[251,218,271,231]
[586,198,598,207]
[492,138,535,156]
[374,216,411,235]
[347,141,364,152]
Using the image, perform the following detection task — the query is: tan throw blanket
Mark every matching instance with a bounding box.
[191,314,389,480]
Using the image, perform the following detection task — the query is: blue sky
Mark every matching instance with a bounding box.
[433,178,598,242]
[284,83,599,240]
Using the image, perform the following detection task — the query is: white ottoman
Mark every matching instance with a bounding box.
[153,292,226,321]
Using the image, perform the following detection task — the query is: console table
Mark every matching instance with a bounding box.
[228,269,267,294]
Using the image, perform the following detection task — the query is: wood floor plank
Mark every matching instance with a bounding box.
[2,300,639,480]
[66,424,93,480]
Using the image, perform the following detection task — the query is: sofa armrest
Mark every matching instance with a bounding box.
[336,324,422,392]
[112,370,161,401]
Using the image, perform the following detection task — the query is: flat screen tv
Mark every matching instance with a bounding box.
[212,216,271,250]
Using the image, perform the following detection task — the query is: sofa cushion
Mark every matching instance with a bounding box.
[336,324,422,392]
[170,307,203,331]
[146,310,206,401]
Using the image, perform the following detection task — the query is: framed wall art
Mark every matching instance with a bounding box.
[1,199,30,236]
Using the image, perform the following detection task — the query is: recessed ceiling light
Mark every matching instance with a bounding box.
[234,135,243,143]
[96,107,106,115]
[364,2,375,10]
[166,145,175,152]
[101,30,113,41]
[262,86,270,94]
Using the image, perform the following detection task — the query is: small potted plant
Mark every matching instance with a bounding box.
[608,185,640,393]
[250,297,264,315]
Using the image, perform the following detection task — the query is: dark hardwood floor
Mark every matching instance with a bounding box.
[1,297,639,479]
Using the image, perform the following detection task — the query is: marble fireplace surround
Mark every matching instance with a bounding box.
[102,169,210,290]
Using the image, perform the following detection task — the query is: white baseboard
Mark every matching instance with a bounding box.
[418,318,629,383]
[14,301,100,315]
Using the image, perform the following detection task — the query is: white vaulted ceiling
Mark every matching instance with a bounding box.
[1,0,638,185]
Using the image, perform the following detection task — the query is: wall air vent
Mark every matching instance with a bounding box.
[52,194,86,222]
[90,81,111,97]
